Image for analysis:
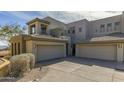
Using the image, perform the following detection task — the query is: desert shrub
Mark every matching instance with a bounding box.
[9,53,35,77]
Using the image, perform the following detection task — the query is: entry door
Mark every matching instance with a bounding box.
[72,44,75,56]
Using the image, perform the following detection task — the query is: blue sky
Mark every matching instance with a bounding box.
[0,11,122,27]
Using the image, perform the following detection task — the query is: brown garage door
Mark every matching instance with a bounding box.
[37,45,65,62]
[76,45,116,61]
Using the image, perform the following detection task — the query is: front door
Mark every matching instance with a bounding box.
[72,44,75,56]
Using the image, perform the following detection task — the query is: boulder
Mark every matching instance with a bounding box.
[9,53,35,77]
[0,58,10,77]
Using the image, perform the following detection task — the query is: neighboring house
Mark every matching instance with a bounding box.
[10,12,124,62]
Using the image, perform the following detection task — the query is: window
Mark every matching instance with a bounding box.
[96,29,97,32]
[30,25,36,34]
[15,43,16,55]
[61,33,63,36]
[72,30,75,34]
[100,24,105,32]
[114,22,120,31]
[11,43,13,56]
[68,30,70,34]
[18,43,20,54]
[70,26,75,34]
[107,23,112,32]
[79,27,82,32]
[41,25,47,34]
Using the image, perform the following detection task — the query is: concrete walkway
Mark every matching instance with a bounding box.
[19,57,124,82]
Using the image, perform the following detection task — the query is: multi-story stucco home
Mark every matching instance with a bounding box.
[10,12,124,63]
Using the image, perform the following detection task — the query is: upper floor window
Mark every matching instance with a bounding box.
[100,24,105,32]
[96,29,97,32]
[30,25,36,34]
[114,22,120,31]
[68,30,70,34]
[61,33,63,36]
[107,23,112,32]
[79,27,82,32]
[41,24,47,34]
[72,30,75,34]
[70,26,75,34]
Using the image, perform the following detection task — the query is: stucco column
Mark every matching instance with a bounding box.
[46,25,49,35]
[117,43,124,62]
[64,44,66,57]
[28,25,31,34]
[35,22,41,34]
[75,44,80,57]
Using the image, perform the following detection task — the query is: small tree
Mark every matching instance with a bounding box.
[0,23,26,41]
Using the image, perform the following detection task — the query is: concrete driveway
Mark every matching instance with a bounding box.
[39,57,124,82]
[19,57,124,82]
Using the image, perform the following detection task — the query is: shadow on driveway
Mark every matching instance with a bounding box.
[36,56,118,69]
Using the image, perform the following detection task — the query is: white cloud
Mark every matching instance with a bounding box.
[0,40,9,46]
[38,11,122,23]
[66,11,122,20]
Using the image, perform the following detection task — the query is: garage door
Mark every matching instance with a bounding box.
[76,45,116,60]
[37,45,65,61]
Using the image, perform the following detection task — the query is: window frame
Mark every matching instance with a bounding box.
[114,22,120,31]
[79,27,82,32]
[107,23,112,32]
[100,24,105,32]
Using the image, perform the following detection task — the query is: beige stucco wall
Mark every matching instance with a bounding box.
[26,40,66,62]
[67,19,89,43]
[76,44,117,61]
[26,40,33,53]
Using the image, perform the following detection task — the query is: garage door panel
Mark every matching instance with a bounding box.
[77,45,116,60]
[37,45,65,61]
